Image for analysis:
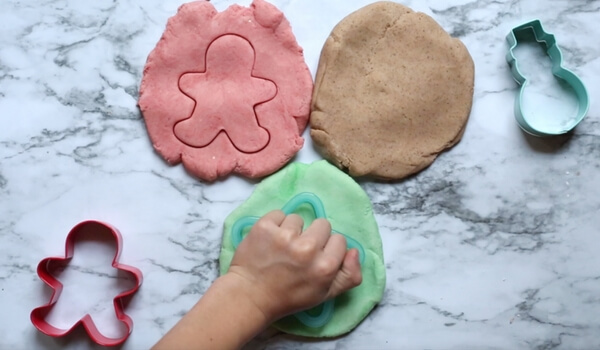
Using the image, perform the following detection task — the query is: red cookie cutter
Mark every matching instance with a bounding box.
[30,220,143,346]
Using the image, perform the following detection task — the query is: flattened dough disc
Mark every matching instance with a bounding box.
[139,0,313,181]
[311,1,475,180]
[219,161,386,337]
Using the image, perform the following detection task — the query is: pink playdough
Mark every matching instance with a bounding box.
[139,0,313,181]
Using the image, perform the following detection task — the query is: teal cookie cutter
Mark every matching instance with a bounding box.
[506,19,589,136]
[231,192,365,328]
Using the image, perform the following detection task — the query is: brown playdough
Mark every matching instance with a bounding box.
[310,1,475,180]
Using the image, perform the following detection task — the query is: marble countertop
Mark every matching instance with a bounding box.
[1,0,599,348]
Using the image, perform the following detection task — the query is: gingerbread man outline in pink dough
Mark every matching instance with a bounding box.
[138,0,314,181]
[175,34,277,153]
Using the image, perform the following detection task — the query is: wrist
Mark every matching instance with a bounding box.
[198,274,272,347]
[217,272,274,322]
[152,273,272,349]
[221,269,281,323]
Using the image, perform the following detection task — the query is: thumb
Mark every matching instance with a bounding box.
[327,248,363,298]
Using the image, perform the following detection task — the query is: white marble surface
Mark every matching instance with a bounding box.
[1,0,599,348]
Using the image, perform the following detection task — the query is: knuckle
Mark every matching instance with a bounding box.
[312,218,331,232]
[330,233,347,247]
[271,209,285,217]
[314,256,338,277]
[253,219,271,233]
[279,228,297,240]
[274,228,294,246]
[287,213,303,223]
[291,239,316,261]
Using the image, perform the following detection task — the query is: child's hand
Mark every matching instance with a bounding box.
[226,210,363,322]
[153,210,363,350]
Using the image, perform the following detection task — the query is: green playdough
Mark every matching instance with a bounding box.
[219,160,386,337]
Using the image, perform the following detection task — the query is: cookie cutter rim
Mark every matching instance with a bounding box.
[506,19,589,137]
[231,192,365,328]
[30,220,143,347]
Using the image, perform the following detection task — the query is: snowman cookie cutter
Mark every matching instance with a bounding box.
[30,220,143,347]
[231,192,365,328]
[506,19,589,136]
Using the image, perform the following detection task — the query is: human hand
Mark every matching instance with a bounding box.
[225,210,363,322]
[152,210,362,350]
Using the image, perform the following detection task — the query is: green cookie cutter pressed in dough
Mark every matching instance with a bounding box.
[231,192,366,328]
[219,160,386,338]
[506,19,589,136]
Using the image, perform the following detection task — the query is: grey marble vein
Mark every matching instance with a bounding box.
[1,0,599,349]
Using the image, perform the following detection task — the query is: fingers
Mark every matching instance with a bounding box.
[300,218,332,249]
[249,210,286,240]
[327,248,363,299]
[261,210,286,226]
[279,214,304,235]
[323,234,347,263]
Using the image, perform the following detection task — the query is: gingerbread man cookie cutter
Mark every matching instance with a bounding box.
[506,19,589,136]
[231,192,365,328]
[30,220,143,346]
